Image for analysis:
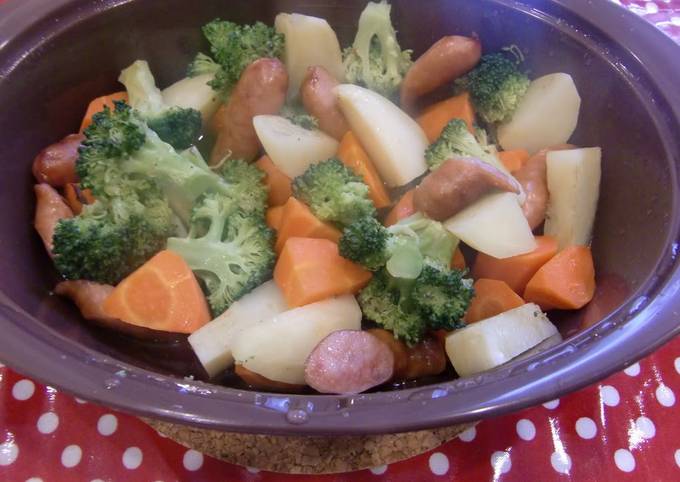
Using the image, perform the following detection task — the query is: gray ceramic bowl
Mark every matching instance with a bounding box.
[1,0,679,435]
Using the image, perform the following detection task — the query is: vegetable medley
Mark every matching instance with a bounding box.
[32,1,601,394]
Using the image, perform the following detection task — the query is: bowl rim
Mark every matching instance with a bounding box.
[1,0,680,435]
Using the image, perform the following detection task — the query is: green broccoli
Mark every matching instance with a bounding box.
[218,159,268,215]
[280,104,319,131]
[343,1,412,99]
[292,158,376,227]
[454,52,530,124]
[166,193,275,315]
[188,19,284,98]
[424,118,503,171]
[118,60,202,151]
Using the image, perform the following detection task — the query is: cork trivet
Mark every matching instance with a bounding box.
[144,418,475,474]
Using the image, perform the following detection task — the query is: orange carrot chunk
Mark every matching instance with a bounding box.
[417,92,475,143]
[274,237,372,307]
[79,92,129,133]
[473,236,558,295]
[275,197,342,253]
[255,155,292,207]
[384,189,416,227]
[524,245,596,311]
[498,149,530,173]
[103,250,211,333]
[337,132,391,209]
[451,247,466,271]
[266,205,285,231]
[465,279,525,323]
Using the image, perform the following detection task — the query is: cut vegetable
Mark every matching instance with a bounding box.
[451,247,466,271]
[253,115,339,178]
[337,132,391,209]
[79,92,128,132]
[443,192,537,259]
[255,155,293,207]
[524,245,595,310]
[275,197,342,253]
[274,237,372,307]
[417,92,475,143]
[384,189,416,227]
[161,73,220,123]
[498,149,529,173]
[465,279,525,323]
[275,13,345,99]
[497,73,581,154]
[473,236,558,294]
[544,147,602,249]
[445,303,558,377]
[231,294,362,384]
[188,281,288,378]
[335,84,429,187]
[63,183,95,215]
[266,205,285,231]
[102,250,210,333]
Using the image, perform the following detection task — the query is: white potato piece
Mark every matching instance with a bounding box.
[335,84,429,187]
[232,295,362,384]
[544,147,602,249]
[275,13,345,98]
[498,73,581,155]
[445,303,559,377]
[188,281,288,378]
[253,115,339,178]
[443,192,536,259]
[162,74,220,123]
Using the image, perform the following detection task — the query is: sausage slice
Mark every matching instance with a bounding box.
[32,133,85,187]
[300,66,349,140]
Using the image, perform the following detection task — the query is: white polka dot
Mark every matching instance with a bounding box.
[97,414,118,436]
[0,441,18,466]
[156,430,168,438]
[458,426,476,442]
[61,445,82,468]
[543,399,559,409]
[122,447,143,470]
[37,412,59,434]
[624,362,640,376]
[600,385,620,407]
[74,398,87,404]
[369,465,387,475]
[674,449,680,468]
[656,384,676,407]
[428,452,450,476]
[674,357,680,375]
[516,419,536,441]
[246,467,260,473]
[90,479,105,482]
[614,448,635,472]
[550,451,572,474]
[182,450,203,471]
[26,478,43,482]
[490,451,512,474]
[575,417,597,439]
[12,379,35,401]
[635,416,656,439]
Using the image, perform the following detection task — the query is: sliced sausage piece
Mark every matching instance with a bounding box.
[235,364,306,393]
[32,133,85,187]
[34,184,73,255]
[400,35,482,112]
[54,280,116,324]
[210,58,289,165]
[514,144,574,230]
[300,66,349,140]
[368,329,447,380]
[305,330,394,394]
[414,157,520,221]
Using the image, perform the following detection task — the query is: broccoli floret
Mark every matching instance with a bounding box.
[218,160,268,215]
[455,53,530,124]
[343,1,412,99]
[424,119,502,171]
[292,158,376,227]
[189,19,284,98]
[118,60,202,150]
[338,216,390,271]
[166,193,275,315]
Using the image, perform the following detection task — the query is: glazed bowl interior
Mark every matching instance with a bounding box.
[0,0,679,435]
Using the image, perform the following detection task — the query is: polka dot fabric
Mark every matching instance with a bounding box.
[1,0,680,481]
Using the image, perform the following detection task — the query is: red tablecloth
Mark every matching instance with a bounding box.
[2,1,680,481]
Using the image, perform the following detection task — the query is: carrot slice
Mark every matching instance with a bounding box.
[255,155,292,207]
[417,92,475,143]
[266,205,285,231]
[384,189,415,227]
[451,247,466,271]
[524,245,596,311]
[275,197,342,253]
[102,250,211,333]
[79,92,128,133]
[465,279,525,323]
[274,237,372,307]
[337,132,391,209]
[498,149,530,173]
[63,183,95,215]
[473,236,558,295]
